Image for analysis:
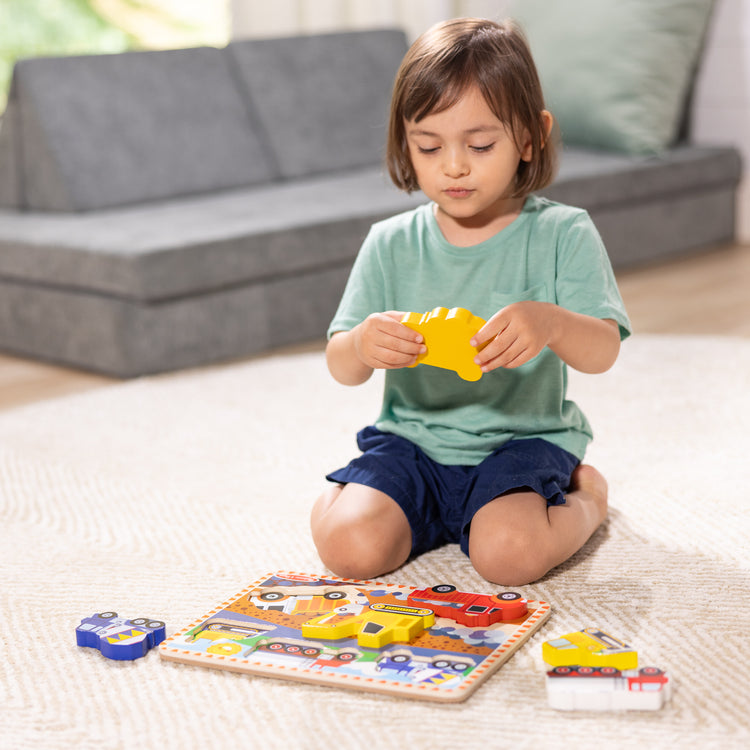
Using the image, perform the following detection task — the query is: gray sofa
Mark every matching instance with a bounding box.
[0,29,741,377]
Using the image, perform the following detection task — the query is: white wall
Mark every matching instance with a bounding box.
[230,0,511,42]
[231,0,750,243]
[691,0,750,242]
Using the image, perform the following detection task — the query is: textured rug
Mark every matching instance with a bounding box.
[1,334,748,749]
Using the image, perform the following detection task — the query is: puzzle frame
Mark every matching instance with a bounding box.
[159,572,551,702]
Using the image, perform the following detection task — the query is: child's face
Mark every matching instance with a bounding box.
[404,86,532,235]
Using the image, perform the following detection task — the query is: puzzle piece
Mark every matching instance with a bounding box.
[76,611,166,661]
[401,307,486,381]
[408,585,527,626]
[301,603,435,648]
[542,628,638,670]
[546,665,672,711]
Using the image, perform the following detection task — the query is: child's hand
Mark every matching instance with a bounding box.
[353,311,426,370]
[471,301,556,372]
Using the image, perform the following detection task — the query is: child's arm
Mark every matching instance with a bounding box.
[327,311,426,385]
[471,301,621,374]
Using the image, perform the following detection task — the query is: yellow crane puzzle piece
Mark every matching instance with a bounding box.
[401,307,487,381]
[301,603,435,649]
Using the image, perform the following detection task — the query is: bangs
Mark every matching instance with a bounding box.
[403,45,513,128]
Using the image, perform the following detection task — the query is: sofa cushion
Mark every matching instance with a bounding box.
[544,144,741,208]
[513,0,714,154]
[543,145,741,266]
[0,266,355,377]
[227,29,408,179]
[7,46,277,211]
[0,167,424,301]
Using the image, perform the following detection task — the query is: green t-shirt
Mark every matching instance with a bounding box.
[328,195,631,465]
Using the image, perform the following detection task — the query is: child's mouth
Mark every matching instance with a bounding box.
[444,188,474,199]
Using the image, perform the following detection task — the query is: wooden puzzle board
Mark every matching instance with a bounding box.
[159,572,551,702]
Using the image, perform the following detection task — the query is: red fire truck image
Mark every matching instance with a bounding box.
[407,584,527,625]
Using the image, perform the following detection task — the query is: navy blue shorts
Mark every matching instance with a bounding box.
[326,426,579,558]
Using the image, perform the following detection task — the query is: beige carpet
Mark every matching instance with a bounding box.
[1,334,748,749]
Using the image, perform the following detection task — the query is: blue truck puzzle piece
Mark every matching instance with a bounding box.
[76,611,166,661]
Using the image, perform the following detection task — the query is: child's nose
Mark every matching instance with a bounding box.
[443,148,469,178]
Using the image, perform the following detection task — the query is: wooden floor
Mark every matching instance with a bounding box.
[616,241,750,338]
[1,241,748,412]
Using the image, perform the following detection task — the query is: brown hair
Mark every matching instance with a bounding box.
[386,18,557,196]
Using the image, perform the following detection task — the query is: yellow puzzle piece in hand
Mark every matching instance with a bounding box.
[401,307,487,382]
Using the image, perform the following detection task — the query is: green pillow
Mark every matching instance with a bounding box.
[511,0,714,154]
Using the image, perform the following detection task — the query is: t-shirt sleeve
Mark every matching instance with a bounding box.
[327,227,387,339]
[554,211,632,341]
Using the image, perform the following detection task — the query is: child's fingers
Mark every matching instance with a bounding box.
[382,311,425,343]
[358,313,425,369]
[473,336,511,371]
[383,310,410,323]
[470,318,506,368]
[472,314,531,370]
[368,338,425,369]
[471,313,507,348]
[373,314,423,344]
[478,339,530,370]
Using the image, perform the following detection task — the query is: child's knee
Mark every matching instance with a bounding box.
[311,485,411,580]
[469,525,549,586]
[313,518,408,580]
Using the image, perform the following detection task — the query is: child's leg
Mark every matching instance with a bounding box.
[311,483,412,580]
[468,465,608,586]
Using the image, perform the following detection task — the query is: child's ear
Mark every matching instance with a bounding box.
[521,110,554,161]
[540,110,554,142]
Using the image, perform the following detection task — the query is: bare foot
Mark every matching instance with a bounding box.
[569,464,609,525]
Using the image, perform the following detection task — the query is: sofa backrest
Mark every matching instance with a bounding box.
[0,46,277,211]
[227,29,408,180]
[0,91,21,208]
[0,29,409,212]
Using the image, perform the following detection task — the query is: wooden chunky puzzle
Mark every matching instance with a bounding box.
[159,572,551,702]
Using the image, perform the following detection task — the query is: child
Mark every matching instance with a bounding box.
[311,18,631,586]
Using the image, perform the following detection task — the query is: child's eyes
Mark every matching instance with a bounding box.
[415,143,496,155]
